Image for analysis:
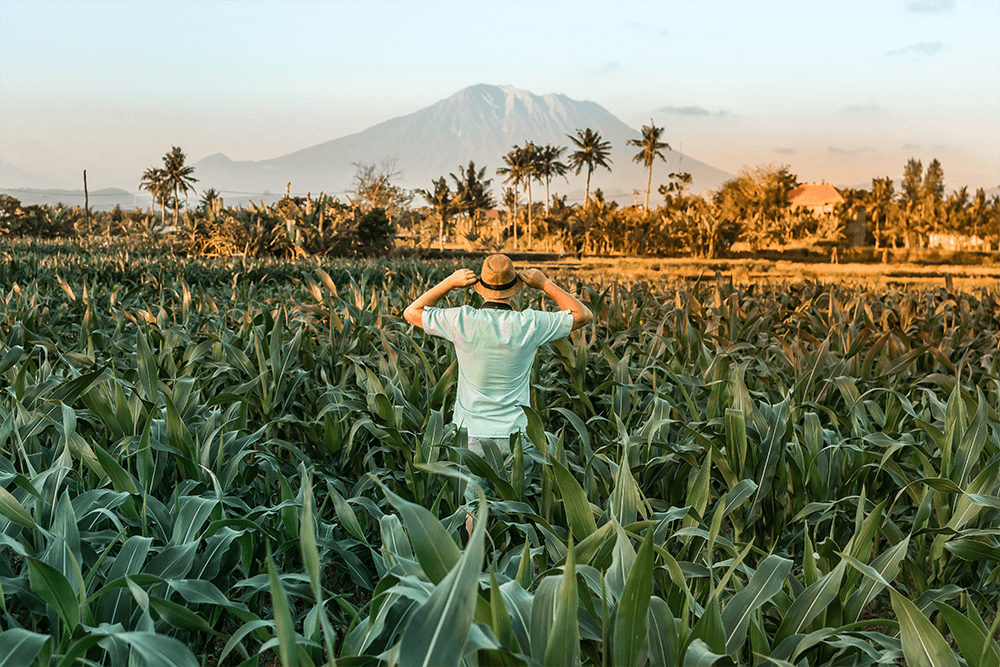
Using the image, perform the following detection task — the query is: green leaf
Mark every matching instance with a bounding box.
[266,543,298,667]
[0,344,23,374]
[136,329,158,402]
[951,388,989,486]
[0,628,52,667]
[845,537,909,623]
[606,520,636,602]
[490,569,515,650]
[613,528,655,667]
[326,481,367,544]
[92,441,139,495]
[399,487,487,667]
[944,539,1000,562]
[149,596,222,636]
[543,534,579,667]
[0,485,37,530]
[747,399,788,524]
[610,452,643,527]
[683,637,727,666]
[521,405,548,454]
[689,594,726,656]
[721,555,793,654]
[725,408,748,475]
[773,559,846,645]
[300,472,322,597]
[551,458,597,539]
[27,557,80,631]
[891,589,960,667]
[935,602,1000,667]
[108,631,200,667]
[382,484,461,585]
[648,596,679,667]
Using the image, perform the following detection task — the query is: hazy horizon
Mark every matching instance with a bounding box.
[1,0,998,194]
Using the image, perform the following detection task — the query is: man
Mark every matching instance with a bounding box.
[404,254,592,443]
[404,254,592,531]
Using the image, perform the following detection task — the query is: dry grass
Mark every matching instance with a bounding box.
[529,253,1000,292]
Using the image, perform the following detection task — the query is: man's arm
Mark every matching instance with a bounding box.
[519,269,593,331]
[403,268,478,329]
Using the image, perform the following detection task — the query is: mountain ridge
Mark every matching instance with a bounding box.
[192,84,733,203]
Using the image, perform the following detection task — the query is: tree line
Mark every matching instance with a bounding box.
[1,134,997,258]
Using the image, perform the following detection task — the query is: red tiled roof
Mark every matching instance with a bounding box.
[788,184,844,207]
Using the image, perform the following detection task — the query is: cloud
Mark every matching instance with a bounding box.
[901,143,920,150]
[887,41,944,56]
[625,21,669,36]
[594,61,621,76]
[774,147,797,155]
[659,105,729,117]
[838,103,883,115]
[905,0,955,13]
[828,146,877,155]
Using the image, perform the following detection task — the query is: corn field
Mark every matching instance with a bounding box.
[1,238,998,667]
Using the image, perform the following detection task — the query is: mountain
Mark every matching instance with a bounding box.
[192,84,733,205]
[0,186,135,211]
[0,161,63,190]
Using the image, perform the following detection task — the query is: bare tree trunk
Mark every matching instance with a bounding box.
[585,168,592,205]
[526,178,533,248]
[513,185,519,250]
[645,163,652,211]
[83,170,90,230]
[545,176,551,215]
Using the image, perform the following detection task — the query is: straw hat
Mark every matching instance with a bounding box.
[475,254,523,299]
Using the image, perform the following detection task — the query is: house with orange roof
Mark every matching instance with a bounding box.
[787,183,844,215]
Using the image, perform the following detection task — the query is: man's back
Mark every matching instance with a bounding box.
[423,305,572,437]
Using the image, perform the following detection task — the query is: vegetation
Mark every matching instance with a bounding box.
[628,120,671,211]
[1,238,998,665]
[4,136,998,260]
[567,128,613,207]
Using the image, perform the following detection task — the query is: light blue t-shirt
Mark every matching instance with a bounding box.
[423,305,574,438]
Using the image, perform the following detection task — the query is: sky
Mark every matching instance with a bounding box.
[1,0,998,192]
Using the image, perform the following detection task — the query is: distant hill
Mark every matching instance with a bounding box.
[0,187,136,211]
[0,161,63,190]
[192,84,733,205]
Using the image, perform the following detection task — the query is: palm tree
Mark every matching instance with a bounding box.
[449,160,495,235]
[534,144,569,216]
[417,177,462,250]
[869,177,895,249]
[198,188,222,212]
[496,146,531,250]
[162,146,198,226]
[519,142,540,247]
[627,120,670,211]
[501,187,520,248]
[566,128,612,206]
[139,166,168,225]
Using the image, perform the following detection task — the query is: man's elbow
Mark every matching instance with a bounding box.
[572,307,593,331]
[403,306,423,328]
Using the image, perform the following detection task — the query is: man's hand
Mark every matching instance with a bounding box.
[404,268,477,329]
[522,268,593,331]
[448,269,479,289]
[518,268,549,289]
